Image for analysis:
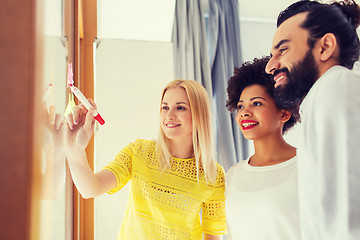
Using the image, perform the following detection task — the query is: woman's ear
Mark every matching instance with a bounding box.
[318,33,338,62]
[280,110,291,123]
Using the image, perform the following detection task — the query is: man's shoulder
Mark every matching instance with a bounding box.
[309,66,359,97]
[322,65,360,85]
[302,65,360,117]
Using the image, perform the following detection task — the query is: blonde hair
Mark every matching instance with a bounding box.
[157,80,217,184]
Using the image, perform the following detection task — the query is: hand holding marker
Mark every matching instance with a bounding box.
[67,63,105,125]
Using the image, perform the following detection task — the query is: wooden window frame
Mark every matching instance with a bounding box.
[0,0,97,239]
[73,0,97,239]
[0,0,43,239]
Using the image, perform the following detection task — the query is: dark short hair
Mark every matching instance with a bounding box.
[277,0,360,69]
[226,57,299,134]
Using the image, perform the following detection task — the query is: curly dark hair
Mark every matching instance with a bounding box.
[226,56,300,134]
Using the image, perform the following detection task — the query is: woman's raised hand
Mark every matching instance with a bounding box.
[63,99,114,199]
[65,98,97,151]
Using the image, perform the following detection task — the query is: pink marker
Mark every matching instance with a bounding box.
[69,84,105,125]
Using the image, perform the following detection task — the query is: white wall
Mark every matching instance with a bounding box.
[239,17,276,62]
[43,0,62,36]
[238,0,298,19]
[97,0,176,42]
[94,39,174,239]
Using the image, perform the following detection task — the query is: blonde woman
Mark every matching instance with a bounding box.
[64,80,226,240]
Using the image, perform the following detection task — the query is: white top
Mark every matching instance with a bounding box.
[298,65,360,240]
[225,156,301,240]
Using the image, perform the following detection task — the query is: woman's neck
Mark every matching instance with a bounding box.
[169,138,194,159]
[250,135,296,166]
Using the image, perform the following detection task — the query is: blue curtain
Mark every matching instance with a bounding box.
[172,0,213,99]
[172,0,249,171]
[208,0,249,170]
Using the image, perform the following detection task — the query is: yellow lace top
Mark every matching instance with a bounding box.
[104,139,226,240]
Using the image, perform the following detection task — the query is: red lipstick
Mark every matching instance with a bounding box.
[240,120,259,130]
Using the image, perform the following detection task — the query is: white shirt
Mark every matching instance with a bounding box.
[225,156,301,240]
[298,65,360,240]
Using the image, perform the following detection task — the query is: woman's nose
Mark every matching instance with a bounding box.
[166,110,176,121]
[239,109,252,118]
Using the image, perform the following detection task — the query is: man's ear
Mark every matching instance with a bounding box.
[318,33,338,62]
[280,110,292,123]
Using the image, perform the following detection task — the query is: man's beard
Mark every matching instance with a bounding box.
[273,49,319,109]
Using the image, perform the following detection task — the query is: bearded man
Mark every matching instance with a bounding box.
[266,1,360,239]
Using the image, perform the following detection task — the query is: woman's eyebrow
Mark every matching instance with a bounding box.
[250,96,267,102]
[161,102,189,105]
[238,96,268,102]
[176,102,189,105]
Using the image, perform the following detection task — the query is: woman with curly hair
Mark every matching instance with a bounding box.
[225,56,301,240]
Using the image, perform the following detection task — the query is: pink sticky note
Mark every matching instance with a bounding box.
[67,62,74,88]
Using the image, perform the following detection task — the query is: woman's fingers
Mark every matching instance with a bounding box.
[66,104,88,130]
[54,113,65,131]
[72,105,82,125]
[65,112,74,130]
[83,108,95,133]
[76,99,97,131]
[88,98,97,110]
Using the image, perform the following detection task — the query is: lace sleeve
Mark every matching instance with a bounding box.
[103,140,136,194]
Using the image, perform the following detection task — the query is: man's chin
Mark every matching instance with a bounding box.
[274,85,298,108]
[274,81,287,89]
